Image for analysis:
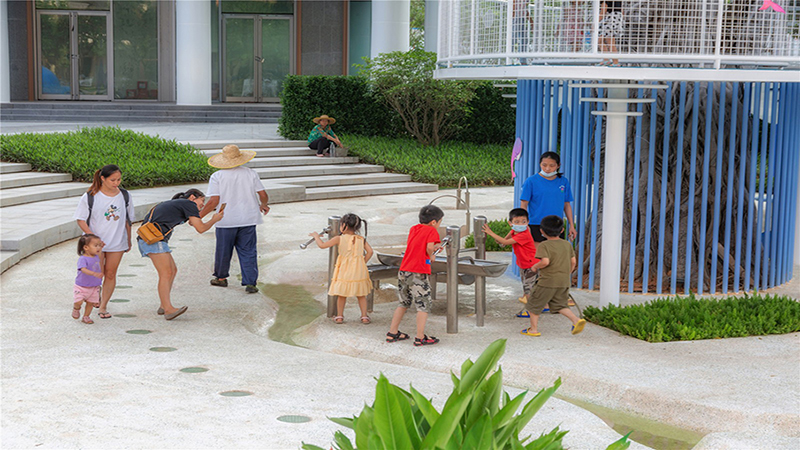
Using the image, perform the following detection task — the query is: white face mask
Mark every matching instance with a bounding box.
[511,224,528,233]
[540,170,558,177]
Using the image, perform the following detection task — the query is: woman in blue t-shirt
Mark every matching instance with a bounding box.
[519,152,577,242]
[137,189,224,321]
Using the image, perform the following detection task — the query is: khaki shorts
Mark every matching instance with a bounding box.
[397,270,433,313]
[526,283,570,315]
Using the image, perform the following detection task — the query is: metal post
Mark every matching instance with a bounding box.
[326,216,342,317]
[445,225,461,333]
[474,216,487,327]
[367,279,379,313]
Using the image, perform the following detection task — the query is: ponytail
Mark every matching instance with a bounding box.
[87,164,121,195]
[172,188,205,200]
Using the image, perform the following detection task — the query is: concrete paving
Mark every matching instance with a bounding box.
[2,186,799,449]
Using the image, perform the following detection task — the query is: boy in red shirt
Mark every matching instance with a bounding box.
[386,205,444,346]
[482,208,540,305]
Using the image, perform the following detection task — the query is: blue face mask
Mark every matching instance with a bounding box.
[511,224,528,233]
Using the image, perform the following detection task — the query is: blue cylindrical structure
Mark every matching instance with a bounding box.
[514,80,800,294]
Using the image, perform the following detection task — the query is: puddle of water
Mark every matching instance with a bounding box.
[560,396,704,450]
[259,283,325,346]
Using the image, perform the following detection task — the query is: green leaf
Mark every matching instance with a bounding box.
[459,339,507,393]
[354,405,376,450]
[373,374,413,449]
[300,443,326,450]
[329,416,355,430]
[462,415,494,449]
[409,385,440,425]
[420,389,472,449]
[332,431,356,450]
[605,431,632,450]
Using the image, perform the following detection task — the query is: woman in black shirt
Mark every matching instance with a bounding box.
[599,1,624,66]
[137,189,224,320]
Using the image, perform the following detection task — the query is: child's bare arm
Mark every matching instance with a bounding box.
[532,257,550,272]
[427,242,442,256]
[311,233,339,249]
[80,268,103,279]
[364,240,374,263]
[481,224,515,246]
[570,256,577,273]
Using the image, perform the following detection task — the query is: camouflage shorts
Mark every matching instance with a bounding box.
[397,270,433,313]
[520,268,538,296]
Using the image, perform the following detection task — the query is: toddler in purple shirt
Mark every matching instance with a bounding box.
[74,234,103,324]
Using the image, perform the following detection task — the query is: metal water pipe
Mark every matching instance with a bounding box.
[326,216,341,317]
[473,216,487,326]
[445,225,461,333]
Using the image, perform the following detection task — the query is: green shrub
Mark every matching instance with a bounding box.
[278,75,396,140]
[360,50,477,146]
[344,134,511,187]
[302,339,631,450]
[464,81,516,145]
[465,219,513,251]
[0,127,215,188]
[583,294,800,343]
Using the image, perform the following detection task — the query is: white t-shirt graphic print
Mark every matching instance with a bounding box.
[74,191,136,252]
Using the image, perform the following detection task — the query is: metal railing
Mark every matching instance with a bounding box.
[438,0,800,69]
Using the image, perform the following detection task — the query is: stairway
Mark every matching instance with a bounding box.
[0,140,436,273]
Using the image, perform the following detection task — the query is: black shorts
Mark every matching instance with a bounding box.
[528,224,545,243]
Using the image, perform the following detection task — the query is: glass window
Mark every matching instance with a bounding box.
[35,1,110,11]
[113,0,158,100]
[212,0,220,101]
[221,0,293,15]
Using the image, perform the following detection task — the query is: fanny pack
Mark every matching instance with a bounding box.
[137,206,172,245]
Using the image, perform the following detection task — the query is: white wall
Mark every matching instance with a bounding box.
[371,0,410,57]
[176,0,211,105]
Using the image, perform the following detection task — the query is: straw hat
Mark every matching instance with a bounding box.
[313,114,336,125]
[207,144,256,169]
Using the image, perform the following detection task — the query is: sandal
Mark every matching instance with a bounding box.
[520,327,541,337]
[386,330,410,342]
[82,316,94,324]
[414,335,439,346]
[72,307,80,320]
[333,316,344,324]
[361,316,371,324]
[98,311,111,319]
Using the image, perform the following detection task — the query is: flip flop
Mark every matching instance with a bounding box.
[165,306,188,321]
[516,310,530,318]
[517,296,527,304]
[520,328,541,337]
[98,311,112,319]
[571,319,587,335]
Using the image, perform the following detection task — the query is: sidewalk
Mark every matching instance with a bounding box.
[1,186,798,449]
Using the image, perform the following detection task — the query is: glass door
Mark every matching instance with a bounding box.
[37,11,111,100]
[223,14,293,102]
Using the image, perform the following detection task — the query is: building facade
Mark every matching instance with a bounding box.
[2,0,410,105]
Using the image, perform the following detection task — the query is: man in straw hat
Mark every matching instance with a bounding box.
[200,145,270,294]
[308,114,342,157]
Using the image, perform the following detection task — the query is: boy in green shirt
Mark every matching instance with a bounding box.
[521,215,586,336]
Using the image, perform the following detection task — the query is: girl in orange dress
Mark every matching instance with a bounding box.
[309,213,374,324]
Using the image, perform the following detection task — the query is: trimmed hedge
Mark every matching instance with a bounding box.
[0,127,215,188]
[464,219,513,251]
[278,75,396,140]
[583,294,800,342]
[344,134,511,187]
[279,75,515,145]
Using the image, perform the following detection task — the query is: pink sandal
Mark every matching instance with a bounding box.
[72,308,80,319]
[82,316,94,324]
[361,316,371,324]
[333,316,344,324]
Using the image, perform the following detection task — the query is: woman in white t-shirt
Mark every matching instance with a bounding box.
[74,165,136,319]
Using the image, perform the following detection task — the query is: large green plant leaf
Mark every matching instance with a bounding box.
[409,385,440,425]
[605,431,632,450]
[462,414,494,449]
[373,374,413,449]
[459,339,506,393]
[419,389,471,449]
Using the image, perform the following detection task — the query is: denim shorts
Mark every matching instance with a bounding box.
[138,239,171,257]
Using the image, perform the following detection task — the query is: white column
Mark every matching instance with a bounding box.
[176,0,211,105]
[371,0,410,57]
[598,88,629,307]
[424,0,439,53]
[0,0,10,103]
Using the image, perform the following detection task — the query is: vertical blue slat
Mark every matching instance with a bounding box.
[670,81,687,293]
[744,82,761,291]
[642,86,659,294]
[542,81,550,155]
[733,82,752,292]
[789,87,800,279]
[710,83,727,294]
[589,91,602,290]
[763,82,780,289]
[769,82,786,287]
[685,82,700,294]
[722,82,740,293]
[698,82,714,295]
[550,80,559,153]
[755,83,770,290]
[776,84,790,282]
[578,87,592,289]
[628,86,644,292]
[657,84,673,294]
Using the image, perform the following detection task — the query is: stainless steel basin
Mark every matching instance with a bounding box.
[376,253,509,278]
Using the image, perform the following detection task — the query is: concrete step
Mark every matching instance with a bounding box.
[0,113,279,123]
[305,182,438,200]
[245,156,359,168]
[273,173,412,188]
[0,250,20,273]
[253,164,384,179]
[0,182,90,207]
[0,172,73,189]
[200,147,315,158]
[0,162,32,174]
[187,140,307,150]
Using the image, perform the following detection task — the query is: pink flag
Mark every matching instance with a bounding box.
[760,0,786,13]
[511,138,523,180]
